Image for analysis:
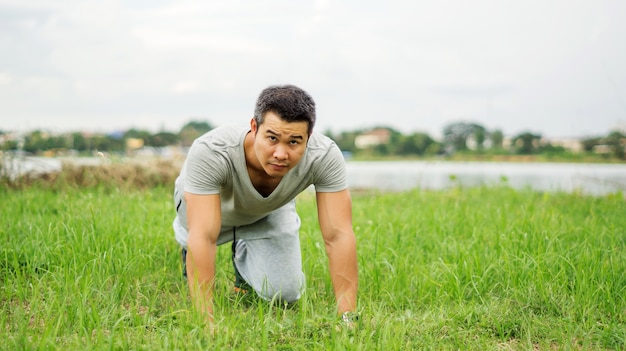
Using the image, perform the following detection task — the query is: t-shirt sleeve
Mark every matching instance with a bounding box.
[183,140,230,195]
[313,143,349,192]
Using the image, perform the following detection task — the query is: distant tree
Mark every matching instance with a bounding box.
[1,139,18,151]
[380,127,402,156]
[605,131,625,159]
[180,120,214,147]
[396,134,419,155]
[47,135,71,150]
[539,143,566,155]
[473,126,486,150]
[396,132,435,156]
[490,129,504,149]
[443,122,486,151]
[101,135,125,152]
[182,120,213,133]
[24,131,69,152]
[581,136,602,152]
[322,128,335,140]
[331,130,359,154]
[425,142,443,156]
[22,130,47,153]
[443,122,467,151]
[581,131,625,159]
[372,143,390,156]
[124,129,152,144]
[71,132,88,152]
[150,132,179,147]
[513,131,542,154]
[0,130,19,151]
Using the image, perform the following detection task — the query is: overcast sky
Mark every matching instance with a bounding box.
[1,0,625,139]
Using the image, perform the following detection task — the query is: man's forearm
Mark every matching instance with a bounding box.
[326,233,358,313]
[186,238,217,321]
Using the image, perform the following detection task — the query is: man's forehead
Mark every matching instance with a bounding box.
[260,120,308,136]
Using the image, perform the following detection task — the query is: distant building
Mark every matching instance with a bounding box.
[0,131,15,144]
[502,137,513,149]
[547,138,584,153]
[355,129,391,148]
[592,145,613,154]
[126,138,144,150]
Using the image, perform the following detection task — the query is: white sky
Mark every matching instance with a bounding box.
[1,0,625,138]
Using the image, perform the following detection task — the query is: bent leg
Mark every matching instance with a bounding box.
[233,202,304,303]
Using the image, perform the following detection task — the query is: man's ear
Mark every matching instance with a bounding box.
[250,118,257,135]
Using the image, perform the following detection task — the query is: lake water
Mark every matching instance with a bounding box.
[3,157,626,196]
[346,161,626,195]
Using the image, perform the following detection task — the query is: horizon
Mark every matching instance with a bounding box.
[1,119,622,141]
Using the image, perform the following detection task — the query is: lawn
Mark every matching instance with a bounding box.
[1,185,625,350]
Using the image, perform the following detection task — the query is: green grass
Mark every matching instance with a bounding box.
[1,186,625,350]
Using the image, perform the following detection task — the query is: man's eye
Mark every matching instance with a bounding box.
[268,136,277,141]
[290,140,300,145]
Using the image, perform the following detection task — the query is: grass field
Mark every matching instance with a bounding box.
[1,184,625,350]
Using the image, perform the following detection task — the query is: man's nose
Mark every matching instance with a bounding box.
[274,144,288,160]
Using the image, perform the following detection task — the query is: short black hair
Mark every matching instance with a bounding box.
[254,84,316,134]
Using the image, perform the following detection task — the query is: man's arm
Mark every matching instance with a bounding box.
[316,189,358,315]
[185,192,221,323]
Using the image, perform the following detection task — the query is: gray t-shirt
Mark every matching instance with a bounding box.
[173,125,347,244]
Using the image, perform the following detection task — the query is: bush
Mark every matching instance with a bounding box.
[1,158,181,191]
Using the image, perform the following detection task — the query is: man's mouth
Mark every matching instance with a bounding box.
[270,163,288,171]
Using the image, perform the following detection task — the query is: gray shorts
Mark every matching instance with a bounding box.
[177,201,305,303]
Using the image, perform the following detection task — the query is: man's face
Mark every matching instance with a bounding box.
[251,111,309,178]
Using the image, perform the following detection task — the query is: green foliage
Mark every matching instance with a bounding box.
[92,133,125,152]
[70,132,88,151]
[490,129,504,149]
[0,139,18,151]
[22,130,73,153]
[181,120,214,134]
[1,186,624,350]
[2,120,625,162]
[395,132,436,156]
[582,130,626,160]
[150,131,180,147]
[327,130,359,153]
[443,121,486,151]
[124,128,153,142]
[180,120,214,147]
[512,131,542,154]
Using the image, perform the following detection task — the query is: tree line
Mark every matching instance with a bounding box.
[328,122,625,160]
[0,121,213,154]
[1,120,624,160]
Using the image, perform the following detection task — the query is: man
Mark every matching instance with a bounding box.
[172,84,358,325]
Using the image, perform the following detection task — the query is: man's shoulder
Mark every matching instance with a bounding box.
[301,132,345,169]
[186,125,247,165]
[307,132,337,151]
[194,125,248,147]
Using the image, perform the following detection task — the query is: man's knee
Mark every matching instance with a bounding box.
[257,272,304,304]
[232,238,304,303]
